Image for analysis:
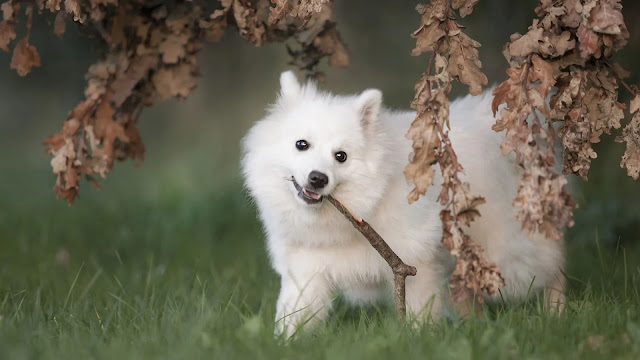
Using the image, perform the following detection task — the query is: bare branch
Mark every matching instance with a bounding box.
[326,195,416,318]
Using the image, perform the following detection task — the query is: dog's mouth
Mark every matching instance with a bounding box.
[291,177,323,205]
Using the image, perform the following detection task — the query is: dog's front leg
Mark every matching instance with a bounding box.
[274,269,333,339]
[404,262,445,324]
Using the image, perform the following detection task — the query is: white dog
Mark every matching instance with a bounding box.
[241,71,565,337]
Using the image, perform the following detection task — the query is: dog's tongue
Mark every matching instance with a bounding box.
[303,188,321,200]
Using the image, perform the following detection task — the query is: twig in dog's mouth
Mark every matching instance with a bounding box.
[325,195,417,319]
[288,176,323,203]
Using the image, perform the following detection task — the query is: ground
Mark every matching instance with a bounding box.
[1,163,639,360]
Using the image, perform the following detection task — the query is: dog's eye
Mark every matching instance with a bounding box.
[335,151,347,163]
[295,140,309,151]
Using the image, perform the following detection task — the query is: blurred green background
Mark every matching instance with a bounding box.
[1,2,640,358]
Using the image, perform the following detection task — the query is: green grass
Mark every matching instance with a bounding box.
[1,167,640,359]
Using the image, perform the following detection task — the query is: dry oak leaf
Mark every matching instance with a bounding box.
[411,1,447,56]
[94,95,128,162]
[50,138,75,175]
[529,55,555,100]
[617,113,640,180]
[1,1,17,21]
[0,21,15,51]
[452,0,478,18]
[447,29,487,95]
[232,0,266,46]
[44,0,62,12]
[541,31,576,58]
[452,183,486,226]
[294,0,330,19]
[508,27,543,58]
[577,24,599,58]
[109,8,127,49]
[441,210,504,296]
[159,33,190,64]
[630,95,640,115]
[589,0,624,35]
[152,63,197,101]
[584,89,623,142]
[559,0,582,28]
[268,0,293,25]
[313,27,349,67]
[64,0,81,22]
[404,109,439,203]
[111,54,158,107]
[10,37,41,76]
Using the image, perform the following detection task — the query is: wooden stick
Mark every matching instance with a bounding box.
[326,195,417,318]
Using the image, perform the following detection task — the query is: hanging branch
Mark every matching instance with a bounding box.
[493,0,639,241]
[326,195,416,318]
[407,0,504,303]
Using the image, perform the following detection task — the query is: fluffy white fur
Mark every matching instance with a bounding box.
[241,71,565,337]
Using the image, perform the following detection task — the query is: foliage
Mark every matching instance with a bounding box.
[405,0,639,301]
[0,0,347,204]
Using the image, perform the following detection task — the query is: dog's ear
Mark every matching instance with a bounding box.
[356,89,382,130]
[279,71,301,99]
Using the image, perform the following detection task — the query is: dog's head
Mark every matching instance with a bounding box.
[242,71,391,217]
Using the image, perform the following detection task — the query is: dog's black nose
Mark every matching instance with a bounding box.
[308,171,329,189]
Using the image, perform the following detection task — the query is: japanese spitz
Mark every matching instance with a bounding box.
[241,71,565,337]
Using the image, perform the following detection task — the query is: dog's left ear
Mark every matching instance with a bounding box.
[279,71,302,99]
[355,89,382,130]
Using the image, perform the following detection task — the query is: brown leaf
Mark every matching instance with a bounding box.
[577,24,599,58]
[541,31,575,58]
[313,27,349,67]
[441,211,504,298]
[493,55,575,239]
[64,0,81,22]
[559,0,582,28]
[111,54,158,107]
[404,108,439,203]
[452,0,478,18]
[44,0,62,12]
[158,33,190,64]
[447,29,487,95]
[0,20,15,51]
[616,113,640,180]
[411,22,445,56]
[152,63,197,101]
[631,95,640,115]
[452,183,486,226]
[233,0,266,46]
[268,0,293,25]
[508,27,543,58]
[529,55,555,100]
[589,1,624,35]
[411,1,447,56]
[1,1,19,22]
[109,7,127,49]
[294,0,329,19]
[10,37,41,76]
